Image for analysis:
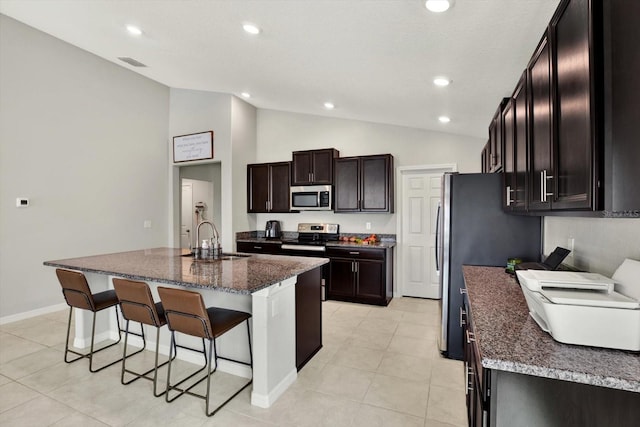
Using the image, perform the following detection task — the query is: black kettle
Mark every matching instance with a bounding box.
[265,220,282,239]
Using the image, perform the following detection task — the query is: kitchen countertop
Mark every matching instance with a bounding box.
[462,265,640,393]
[44,247,328,295]
[236,236,396,249]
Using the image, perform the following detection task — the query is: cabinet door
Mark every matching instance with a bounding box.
[551,0,595,210]
[361,155,393,212]
[334,158,360,212]
[269,162,291,212]
[310,149,335,184]
[355,260,384,301]
[328,259,355,297]
[528,33,553,211]
[502,99,516,209]
[247,164,269,213]
[481,142,489,173]
[513,72,529,211]
[292,152,313,185]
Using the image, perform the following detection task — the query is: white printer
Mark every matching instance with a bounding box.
[516,259,640,351]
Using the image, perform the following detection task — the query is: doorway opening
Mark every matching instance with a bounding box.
[178,163,221,250]
[396,164,456,299]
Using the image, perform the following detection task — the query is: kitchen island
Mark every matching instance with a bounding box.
[462,266,639,427]
[44,247,328,408]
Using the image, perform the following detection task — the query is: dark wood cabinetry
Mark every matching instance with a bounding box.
[291,148,339,185]
[488,99,509,173]
[512,72,529,212]
[527,32,554,211]
[326,246,393,306]
[247,162,290,213]
[236,241,282,254]
[481,141,491,173]
[462,289,491,427]
[502,99,516,209]
[491,0,639,216]
[334,154,394,213]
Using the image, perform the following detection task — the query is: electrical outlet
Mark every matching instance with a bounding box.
[144,220,152,228]
[366,222,371,230]
[568,237,575,252]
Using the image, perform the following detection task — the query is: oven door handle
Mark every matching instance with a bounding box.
[281,244,326,252]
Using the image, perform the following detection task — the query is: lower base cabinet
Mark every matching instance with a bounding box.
[326,247,393,306]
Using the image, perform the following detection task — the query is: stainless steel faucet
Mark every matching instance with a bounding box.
[195,220,221,258]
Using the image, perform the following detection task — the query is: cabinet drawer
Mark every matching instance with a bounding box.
[237,241,282,254]
[326,246,385,260]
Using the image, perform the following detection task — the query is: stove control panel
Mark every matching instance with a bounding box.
[297,223,339,234]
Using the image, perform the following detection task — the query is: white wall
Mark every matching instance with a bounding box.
[253,109,484,234]
[544,217,640,276]
[0,16,170,318]
[168,89,257,252]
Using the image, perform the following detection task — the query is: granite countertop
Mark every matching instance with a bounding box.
[462,265,640,393]
[236,235,396,249]
[44,247,328,295]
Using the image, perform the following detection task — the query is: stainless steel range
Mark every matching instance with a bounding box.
[281,223,339,254]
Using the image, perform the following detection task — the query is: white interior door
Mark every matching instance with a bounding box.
[400,171,444,298]
[181,183,193,249]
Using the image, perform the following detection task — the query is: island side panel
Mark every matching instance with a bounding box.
[251,276,298,408]
[296,266,322,369]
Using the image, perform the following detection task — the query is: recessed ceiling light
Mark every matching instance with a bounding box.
[243,23,261,35]
[324,102,335,110]
[126,25,143,36]
[241,92,251,99]
[433,77,451,87]
[438,116,451,123]
[425,0,452,13]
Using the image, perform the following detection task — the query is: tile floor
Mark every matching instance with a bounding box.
[0,297,466,426]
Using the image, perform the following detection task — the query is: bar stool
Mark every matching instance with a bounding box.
[55,268,124,372]
[112,278,173,396]
[156,286,253,417]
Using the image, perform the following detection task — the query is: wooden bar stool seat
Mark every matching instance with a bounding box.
[112,278,174,397]
[55,268,124,373]
[157,286,253,417]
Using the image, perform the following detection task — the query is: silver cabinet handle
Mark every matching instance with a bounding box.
[542,169,554,202]
[253,246,262,249]
[506,185,514,206]
[349,251,360,255]
[460,307,466,327]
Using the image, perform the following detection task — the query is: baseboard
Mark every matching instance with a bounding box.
[0,303,67,325]
[251,367,297,408]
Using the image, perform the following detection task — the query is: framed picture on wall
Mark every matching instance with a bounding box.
[173,131,214,163]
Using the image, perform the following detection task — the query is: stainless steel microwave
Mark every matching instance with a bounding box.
[290,185,332,211]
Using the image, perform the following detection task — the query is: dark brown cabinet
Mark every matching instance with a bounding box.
[291,148,339,185]
[481,141,491,173]
[527,32,554,211]
[512,72,529,212]
[247,162,290,213]
[236,241,282,254]
[326,246,393,306]
[462,289,491,427]
[488,99,509,173]
[334,154,394,213]
[502,98,516,209]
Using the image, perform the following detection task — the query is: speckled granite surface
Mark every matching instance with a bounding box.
[462,266,640,393]
[44,247,328,295]
[236,234,396,249]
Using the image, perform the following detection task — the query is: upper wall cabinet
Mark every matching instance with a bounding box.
[247,162,291,213]
[334,154,394,213]
[488,98,510,173]
[494,0,639,216]
[527,32,554,211]
[291,148,339,185]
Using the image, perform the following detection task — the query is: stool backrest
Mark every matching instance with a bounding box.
[56,269,95,311]
[113,278,163,327]
[157,287,213,339]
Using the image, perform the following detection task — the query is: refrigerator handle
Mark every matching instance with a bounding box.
[435,202,441,272]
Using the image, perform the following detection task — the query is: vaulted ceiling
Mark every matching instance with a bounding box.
[0,0,560,138]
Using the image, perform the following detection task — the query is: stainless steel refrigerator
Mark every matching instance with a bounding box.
[437,173,542,360]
